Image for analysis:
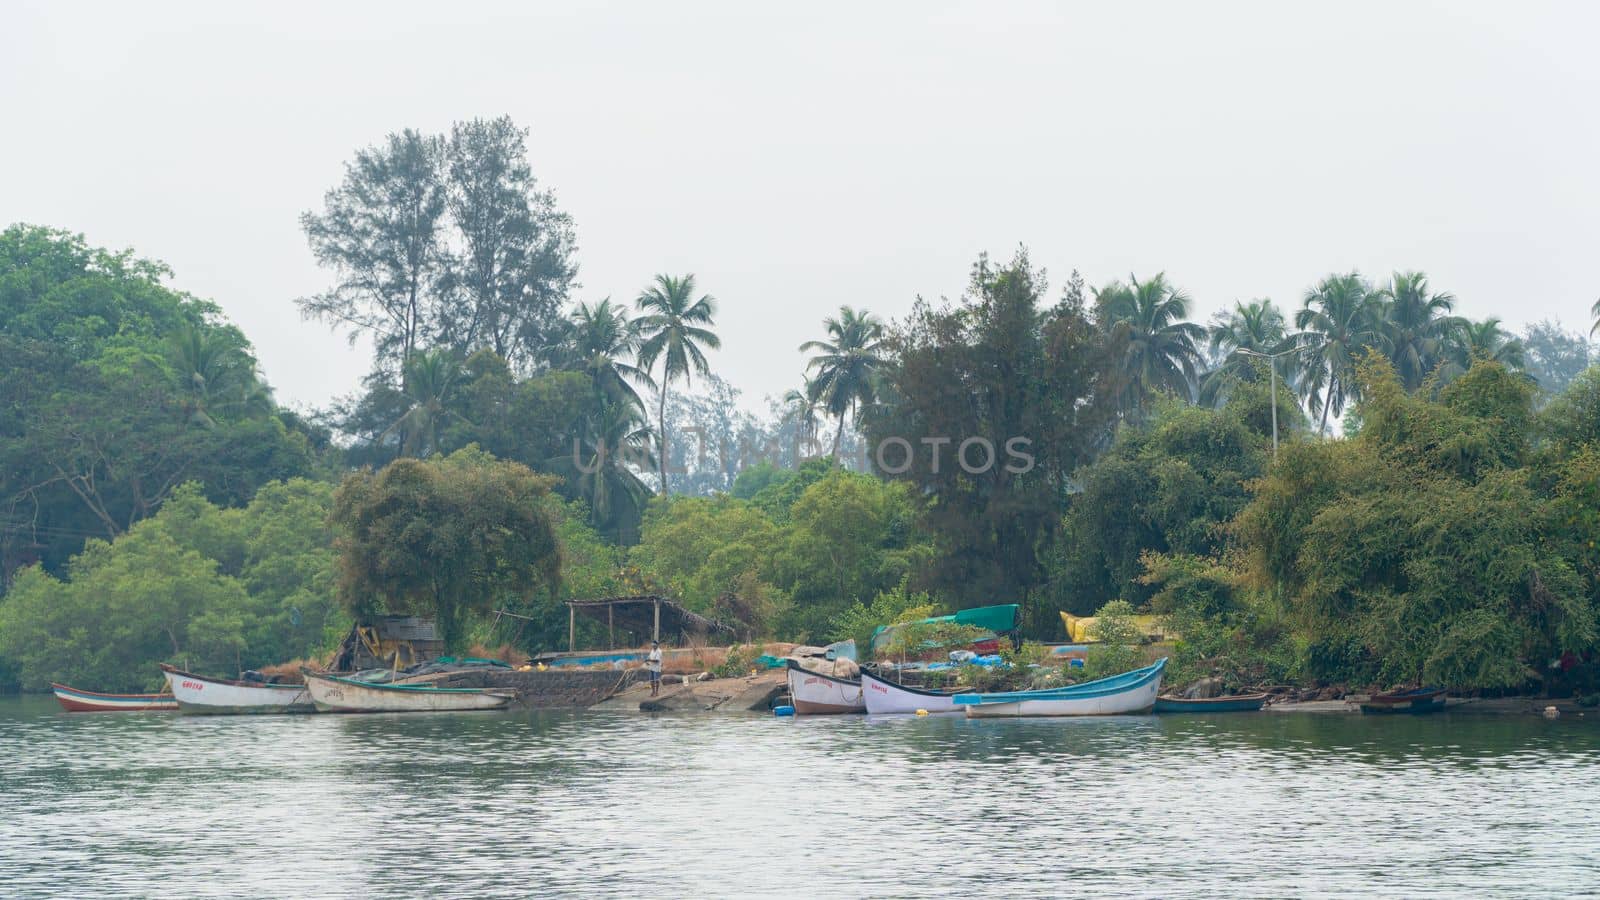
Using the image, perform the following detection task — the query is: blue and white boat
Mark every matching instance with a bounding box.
[952,658,1166,718]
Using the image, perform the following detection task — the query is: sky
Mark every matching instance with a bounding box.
[3,1,1597,415]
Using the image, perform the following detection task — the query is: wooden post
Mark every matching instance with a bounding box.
[653,597,661,644]
[608,605,614,650]
[568,604,575,653]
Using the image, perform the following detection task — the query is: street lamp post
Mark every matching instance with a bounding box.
[1237,347,1301,462]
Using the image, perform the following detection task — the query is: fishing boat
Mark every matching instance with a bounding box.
[861,668,961,715]
[302,670,515,713]
[785,659,864,714]
[51,683,177,712]
[1359,687,1446,715]
[159,664,315,715]
[953,658,1167,718]
[1153,692,1269,713]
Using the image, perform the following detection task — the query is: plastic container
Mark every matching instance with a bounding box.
[773,705,796,717]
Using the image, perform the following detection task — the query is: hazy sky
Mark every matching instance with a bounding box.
[4,1,1597,414]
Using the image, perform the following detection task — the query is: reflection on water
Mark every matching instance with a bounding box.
[2,695,1598,897]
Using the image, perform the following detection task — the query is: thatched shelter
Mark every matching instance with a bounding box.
[565,595,735,650]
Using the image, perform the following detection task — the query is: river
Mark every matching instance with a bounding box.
[2,696,1597,898]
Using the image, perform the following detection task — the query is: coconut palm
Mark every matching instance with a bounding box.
[1200,299,1290,406]
[564,298,655,409]
[1094,273,1205,417]
[1374,271,1464,391]
[1295,273,1383,435]
[563,397,656,542]
[1441,318,1525,380]
[167,324,272,427]
[800,306,884,459]
[634,274,720,494]
[781,374,822,459]
[378,348,465,457]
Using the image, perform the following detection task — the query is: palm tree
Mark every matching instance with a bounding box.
[564,397,656,542]
[634,274,720,494]
[565,299,655,409]
[167,325,271,427]
[781,374,822,459]
[1200,299,1290,406]
[1375,271,1464,391]
[1442,318,1525,379]
[800,306,884,459]
[1295,273,1382,434]
[1094,273,1205,417]
[1591,297,1599,337]
[379,348,465,457]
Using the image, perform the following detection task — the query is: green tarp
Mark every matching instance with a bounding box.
[869,604,1020,653]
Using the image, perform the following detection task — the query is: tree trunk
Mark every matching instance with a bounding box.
[658,382,669,495]
[831,413,844,460]
[1318,375,1333,435]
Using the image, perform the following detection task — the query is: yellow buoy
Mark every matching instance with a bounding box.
[915,709,929,716]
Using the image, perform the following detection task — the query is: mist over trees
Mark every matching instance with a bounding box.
[3,116,1599,693]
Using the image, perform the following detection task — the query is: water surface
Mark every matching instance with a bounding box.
[2,696,1597,898]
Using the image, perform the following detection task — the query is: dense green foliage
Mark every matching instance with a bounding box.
[5,118,1598,694]
[331,447,562,650]
[0,480,343,691]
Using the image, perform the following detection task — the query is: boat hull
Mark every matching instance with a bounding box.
[956,658,1166,718]
[1360,688,1446,715]
[161,666,315,715]
[861,669,960,715]
[1153,692,1268,713]
[51,683,176,712]
[304,672,514,713]
[786,661,864,714]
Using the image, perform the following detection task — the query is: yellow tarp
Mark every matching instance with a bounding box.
[1060,612,1175,643]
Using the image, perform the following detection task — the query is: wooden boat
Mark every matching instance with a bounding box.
[1153,692,1269,713]
[51,683,177,712]
[303,671,515,713]
[861,668,961,715]
[953,658,1167,718]
[159,664,315,715]
[785,659,864,714]
[1359,687,1446,715]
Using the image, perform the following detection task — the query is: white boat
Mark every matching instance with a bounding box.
[785,659,864,714]
[861,668,961,715]
[954,658,1166,718]
[160,664,315,715]
[303,671,515,713]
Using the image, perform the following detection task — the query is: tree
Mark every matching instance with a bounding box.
[1201,299,1290,406]
[867,249,1119,611]
[1295,272,1381,433]
[298,129,449,382]
[801,306,884,458]
[780,374,822,460]
[167,323,271,427]
[1374,270,1464,391]
[1094,273,1205,417]
[438,116,577,367]
[560,398,656,543]
[331,447,562,649]
[1592,297,1600,337]
[1521,320,1594,396]
[378,349,466,458]
[1442,318,1525,381]
[561,299,654,409]
[634,274,720,493]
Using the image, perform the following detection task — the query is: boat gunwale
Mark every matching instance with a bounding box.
[304,671,516,696]
[159,663,308,691]
[952,658,1167,705]
[860,668,958,698]
[50,683,173,701]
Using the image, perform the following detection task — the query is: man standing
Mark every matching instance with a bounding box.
[647,640,663,697]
